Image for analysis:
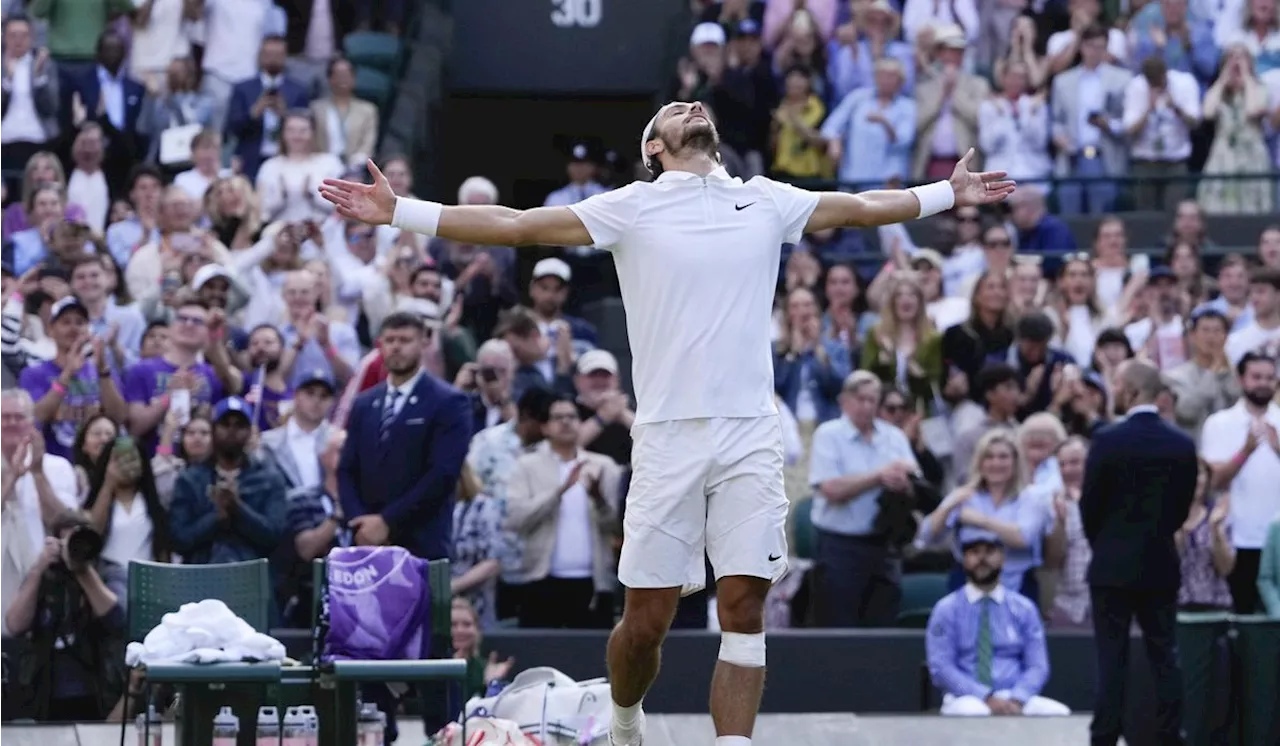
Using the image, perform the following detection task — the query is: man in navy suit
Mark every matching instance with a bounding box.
[63,31,147,196]
[224,36,310,182]
[337,310,470,739]
[1080,360,1196,746]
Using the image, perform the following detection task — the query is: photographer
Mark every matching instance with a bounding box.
[3,511,126,721]
[454,339,516,435]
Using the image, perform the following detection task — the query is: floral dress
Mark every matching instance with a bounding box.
[1177,509,1234,611]
[452,495,505,630]
[1198,83,1273,215]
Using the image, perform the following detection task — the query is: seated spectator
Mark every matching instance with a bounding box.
[1,389,80,630]
[1047,256,1114,368]
[428,178,519,341]
[105,166,164,269]
[775,286,853,428]
[452,464,504,631]
[822,58,914,189]
[1261,511,1280,616]
[1198,44,1273,214]
[926,536,1070,717]
[826,0,914,103]
[71,255,146,369]
[65,31,148,197]
[771,66,832,180]
[807,371,917,627]
[528,258,598,369]
[168,397,286,564]
[1010,257,1048,316]
[19,297,128,460]
[255,111,344,225]
[912,250,970,332]
[1166,241,1216,310]
[1130,0,1220,89]
[140,56,214,167]
[940,270,1016,428]
[953,363,1022,482]
[310,57,379,171]
[66,123,111,234]
[498,306,575,401]
[3,511,127,721]
[0,17,61,193]
[1123,57,1203,212]
[821,262,875,347]
[281,428,346,627]
[225,36,311,182]
[1045,437,1092,628]
[1125,267,1189,372]
[573,349,635,467]
[173,131,230,203]
[259,368,336,490]
[84,434,171,576]
[1018,413,1066,494]
[1167,308,1239,438]
[978,60,1051,190]
[454,339,516,435]
[278,269,360,390]
[921,429,1052,597]
[71,413,119,499]
[1176,458,1236,610]
[8,184,72,276]
[504,394,621,629]
[240,325,295,432]
[861,271,942,411]
[1226,266,1280,365]
[2,152,88,241]
[1007,188,1077,253]
[125,188,233,306]
[451,597,515,701]
[878,385,944,488]
[203,175,264,251]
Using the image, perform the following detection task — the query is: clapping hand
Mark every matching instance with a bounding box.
[483,651,515,683]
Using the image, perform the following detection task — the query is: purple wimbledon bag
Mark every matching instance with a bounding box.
[322,546,432,661]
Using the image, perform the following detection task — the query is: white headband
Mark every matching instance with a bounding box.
[639,103,678,173]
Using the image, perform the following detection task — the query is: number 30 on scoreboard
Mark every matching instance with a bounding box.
[550,0,602,27]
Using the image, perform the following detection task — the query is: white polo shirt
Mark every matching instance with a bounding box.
[1200,400,1280,549]
[568,167,820,425]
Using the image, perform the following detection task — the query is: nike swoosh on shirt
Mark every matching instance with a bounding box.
[735,203,756,211]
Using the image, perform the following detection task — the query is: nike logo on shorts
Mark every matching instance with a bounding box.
[735,202,756,211]
[768,553,782,561]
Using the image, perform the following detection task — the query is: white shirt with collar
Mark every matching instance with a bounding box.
[1,52,46,143]
[1123,70,1201,162]
[547,451,594,579]
[259,73,285,158]
[963,581,1007,605]
[96,65,128,131]
[1200,400,1280,549]
[567,166,819,425]
[383,368,425,420]
[67,168,110,233]
[286,418,324,489]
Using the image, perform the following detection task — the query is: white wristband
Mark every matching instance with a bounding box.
[391,197,443,237]
[908,181,956,219]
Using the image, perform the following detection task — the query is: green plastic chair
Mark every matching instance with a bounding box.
[343,31,403,75]
[896,572,950,628]
[127,558,273,640]
[353,66,394,109]
[792,497,815,560]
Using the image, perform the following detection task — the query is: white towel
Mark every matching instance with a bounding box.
[125,599,286,667]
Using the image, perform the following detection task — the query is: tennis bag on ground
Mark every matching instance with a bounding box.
[463,667,612,745]
[432,716,542,745]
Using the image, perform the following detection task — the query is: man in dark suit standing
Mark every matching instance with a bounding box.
[1080,360,1197,746]
[63,30,147,196]
[224,36,310,182]
[337,311,470,739]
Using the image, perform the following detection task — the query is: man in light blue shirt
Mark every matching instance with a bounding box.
[926,536,1071,716]
[807,370,918,626]
[820,60,915,189]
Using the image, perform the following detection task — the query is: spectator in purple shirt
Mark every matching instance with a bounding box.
[18,297,127,459]
[123,297,228,454]
[243,325,295,432]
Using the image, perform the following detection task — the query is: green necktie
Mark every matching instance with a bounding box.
[976,598,994,687]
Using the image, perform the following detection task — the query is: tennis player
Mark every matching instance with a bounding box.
[319,100,1015,746]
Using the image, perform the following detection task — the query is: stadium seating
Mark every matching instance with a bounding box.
[792,497,815,560]
[127,558,273,639]
[343,32,405,75]
[895,573,949,628]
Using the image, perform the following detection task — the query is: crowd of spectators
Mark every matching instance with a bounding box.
[2,0,1280,727]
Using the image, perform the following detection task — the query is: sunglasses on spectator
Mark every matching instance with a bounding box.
[984,238,1012,248]
[1062,251,1092,263]
[881,402,905,414]
[174,314,207,327]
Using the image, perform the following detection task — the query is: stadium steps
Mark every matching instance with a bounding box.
[3,714,1112,746]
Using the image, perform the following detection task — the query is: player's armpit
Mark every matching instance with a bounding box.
[439,205,593,247]
[804,190,924,232]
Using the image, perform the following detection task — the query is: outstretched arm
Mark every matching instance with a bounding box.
[805,149,1015,232]
[319,161,592,247]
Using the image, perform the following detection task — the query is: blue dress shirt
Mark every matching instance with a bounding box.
[920,487,1052,589]
[808,417,917,535]
[926,583,1051,703]
[820,87,915,188]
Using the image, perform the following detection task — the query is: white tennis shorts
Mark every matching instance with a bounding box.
[618,415,789,596]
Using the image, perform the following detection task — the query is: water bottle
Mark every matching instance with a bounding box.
[356,702,385,746]
[135,704,163,746]
[282,707,307,746]
[212,706,239,746]
[256,706,280,746]
[295,705,319,746]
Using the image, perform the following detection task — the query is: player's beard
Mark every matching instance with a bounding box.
[663,119,720,161]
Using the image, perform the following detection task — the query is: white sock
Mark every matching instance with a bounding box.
[714,737,751,746]
[613,701,641,728]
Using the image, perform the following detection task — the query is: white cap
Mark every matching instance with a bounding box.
[457,176,499,205]
[532,257,572,283]
[935,23,967,48]
[577,349,618,375]
[690,22,726,48]
[192,263,232,291]
[395,296,442,322]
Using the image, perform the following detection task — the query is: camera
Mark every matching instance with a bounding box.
[479,366,500,384]
[48,513,104,572]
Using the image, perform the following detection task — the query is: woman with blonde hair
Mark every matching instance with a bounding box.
[918,428,1052,598]
[861,271,943,411]
[1048,253,1120,367]
[451,597,516,701]
[451,463,505,630]
[1197,44,1272,214]
[203,175,262,250]
[1175,458,1235,611]
[254,110,343,224]
[1017,412,1067,494]
[2,152,87,239]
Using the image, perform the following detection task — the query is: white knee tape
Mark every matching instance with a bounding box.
[718,632,766,668]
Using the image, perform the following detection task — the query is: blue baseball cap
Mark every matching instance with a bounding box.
[736,18,761,37]
[959,529,1004,551]
[1148,265,1177,283]
[212,396,252,423]
[297,368,337,393]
